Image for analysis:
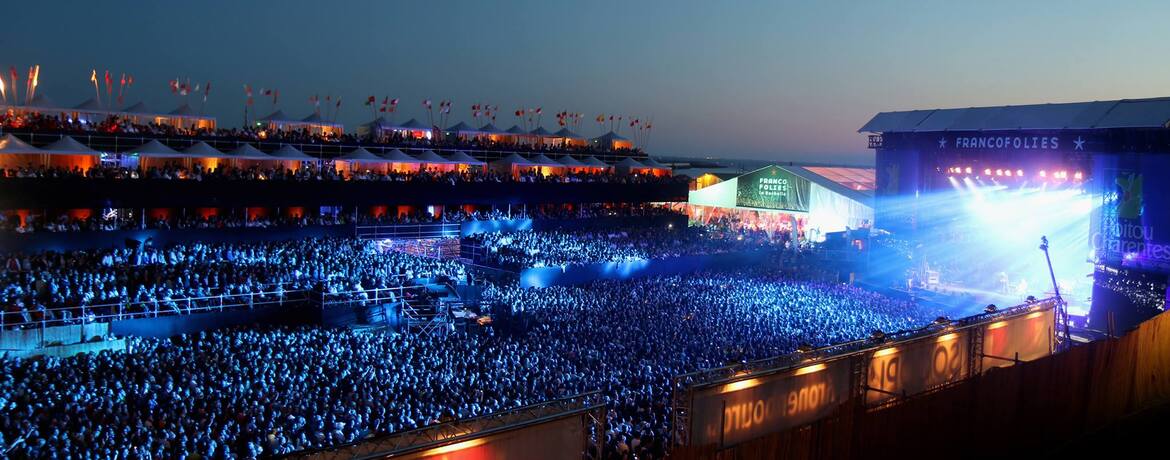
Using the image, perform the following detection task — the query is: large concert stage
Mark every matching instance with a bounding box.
[861,98,1170,332]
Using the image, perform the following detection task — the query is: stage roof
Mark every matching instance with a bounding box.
[860,97,1170,133]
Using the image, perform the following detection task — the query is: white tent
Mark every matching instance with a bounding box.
[446,151,486,165]
[42,136,100,155]
[268,144,315,160]
[226,144,273,160]
[124,140,183,158]
[181,142,229,158]
[0,135,42,154]
[414,150,458,164]
[336,147,388,162]
[380,149,422,163]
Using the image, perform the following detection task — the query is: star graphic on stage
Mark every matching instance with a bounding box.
[1074,136,1085,150]
[938,137,947,149]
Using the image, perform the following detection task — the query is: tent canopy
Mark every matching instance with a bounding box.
[258,110,292,122]
[125,140,182,157]
[446,151,486,165]
[642,158,670,169]
[395,118,430,130]
[593,131,630,142]
[181,141,229,158]
[553,127,584,139]
[268,144,314,160]
[557,156,585,167]
[121,102,153,115]
[226,144,274,160]
[0,135,42,154]
[529,154,562,167]
[336,147,387,162]
[445,122,477,133]
[73,98,105,111]
[491,153,537,167]
[42,136,100,155]
[582,156,611,168]
[529,127,553,136]
[615,157,646,168]
[504,125,528,135]
[478,123,504,134]
[414,150,457,164]
[169,104,199,117]
[27,94,57,109]
[380,149,422,163]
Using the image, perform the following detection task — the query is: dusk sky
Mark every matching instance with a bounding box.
[5,0,1169,165]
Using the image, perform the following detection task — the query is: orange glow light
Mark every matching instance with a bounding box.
[873,347,898,358]
[987,321,1008,330]
[936,333,959,343]
[793,363,827,376]
[419,438,488,456]
[720,378,761,394]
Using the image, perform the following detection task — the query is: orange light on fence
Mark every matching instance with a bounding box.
[936,333,959,343]
[420,438,488,456]
[1025,311,1045,320]
[873,347,898,358]
[793,363,827,376]
[720,378,761,394]
[987,321,1008,330]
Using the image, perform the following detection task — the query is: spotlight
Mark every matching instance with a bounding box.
[1005,170,1012,177]
[1017,169,1024,176]
[796,343,815,353]
[984,168,992,175]
[933,316,951,326]
[1026,295,1037,303]
[996,169,1003,176]
[985,304,998,313]
[1039,170,1047,178]
[1074,172,1083,180]
[870,329,887,342]
[965,167,972,174]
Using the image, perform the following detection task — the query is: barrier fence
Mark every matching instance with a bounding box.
[355,223,461,240]
[671,297,1061,449]
[1,284,310,332]
[289,391,606,460]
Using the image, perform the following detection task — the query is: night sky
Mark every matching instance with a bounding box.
[4,0,1168,164]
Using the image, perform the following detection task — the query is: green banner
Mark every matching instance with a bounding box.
[735,166,810,212]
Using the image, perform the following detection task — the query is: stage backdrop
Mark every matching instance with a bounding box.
[1094,153,1170,274]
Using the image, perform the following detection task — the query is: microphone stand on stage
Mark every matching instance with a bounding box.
[1039,236,1072,350]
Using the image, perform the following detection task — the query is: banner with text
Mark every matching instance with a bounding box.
[1093,153,1170,274]
[735,166,811,212]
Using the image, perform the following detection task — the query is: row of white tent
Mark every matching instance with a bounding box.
[0,134,668,169]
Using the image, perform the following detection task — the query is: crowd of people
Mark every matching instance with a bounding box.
[464,225,779,269]
[1,204,684,234]
[1,111,643,156]
[0,263,934,459]
[0,162,683,186]
[0,238,466,328]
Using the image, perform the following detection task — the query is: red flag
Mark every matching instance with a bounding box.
[423,99,432,108]
[127,75,134,86]
[535,107,542,115]
[203,82,211,102]
[365,95,375,106]
[244,84,254,106]
[390,98,399,106]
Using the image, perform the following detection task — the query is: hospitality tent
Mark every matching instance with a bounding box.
[640,158,672,176]
[258,110,343,136]
[180,141,232,170]
[557,156,585,168]
[0,134,49,169]
[69,98,112,124]
[500,125,530,144]
[267,144,316,169]
[529,126,555,146]
[444,122,480,139]
[446,151,487,168]
[118,102,156,124]
[582,156,612,170]
[592,131,633,150]
[391,118,433,140]
[492,152,564,177]
[334,147,393,174]
[614,157,646,174]
[552,127,588,147]
[37,136,101,170]
[162,103,216,130]
[224,143,280,169]
[378,148,424,172]
[687,165,874,241]
[122,139,185,170]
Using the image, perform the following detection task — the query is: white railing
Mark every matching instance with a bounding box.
[2,286,309,330]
